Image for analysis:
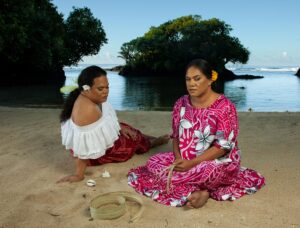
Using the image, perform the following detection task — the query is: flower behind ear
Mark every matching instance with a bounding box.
[211,70,218,81]
[82,85,91,91]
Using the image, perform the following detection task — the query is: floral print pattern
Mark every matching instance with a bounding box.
[194,126,215,154]
[217,130,235,151]
[128,95,265,206]
[179,107,193,137]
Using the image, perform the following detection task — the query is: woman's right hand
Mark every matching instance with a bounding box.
[174,156,182,164]
[173,159,196,172]
[56,175,84,183]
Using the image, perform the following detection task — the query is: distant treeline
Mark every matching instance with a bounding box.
[118,15,251,92]
[0,0,107,85]
[1,2,250,88]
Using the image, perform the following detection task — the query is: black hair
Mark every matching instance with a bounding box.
[186,59,213,80]
[60,66,107,123]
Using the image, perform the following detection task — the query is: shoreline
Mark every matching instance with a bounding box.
[1,105,300,112]
[0,107,299,227]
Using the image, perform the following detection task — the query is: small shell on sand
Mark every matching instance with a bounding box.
[86,179,96,187]
[102,170,111,178]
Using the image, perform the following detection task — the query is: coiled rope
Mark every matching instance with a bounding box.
[90,191,144,223]
[90,165,176,222]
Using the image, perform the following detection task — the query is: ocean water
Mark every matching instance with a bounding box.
[63,64,300,112]
[0,64,299,111]
[224,66,300,111]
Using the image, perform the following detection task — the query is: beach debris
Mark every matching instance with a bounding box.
[48,212,60,217]
[101,170,111,178]
[86,179,96,187]
[165,218,169,227]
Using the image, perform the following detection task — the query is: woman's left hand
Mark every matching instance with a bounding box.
[173,159,196,172]
[120,125,137,140]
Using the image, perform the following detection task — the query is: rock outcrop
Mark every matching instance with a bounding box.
[295,68,300,77]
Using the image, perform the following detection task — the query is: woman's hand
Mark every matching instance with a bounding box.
[120,125,137,140]
[173,159,196,172]
[174,156,182,164]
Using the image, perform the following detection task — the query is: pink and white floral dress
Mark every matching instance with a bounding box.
[128,95,265,206]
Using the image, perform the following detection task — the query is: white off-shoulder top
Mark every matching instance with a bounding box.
[61,102,120,159]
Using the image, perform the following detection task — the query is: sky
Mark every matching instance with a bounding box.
[52,0,300,67]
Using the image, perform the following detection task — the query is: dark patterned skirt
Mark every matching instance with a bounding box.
[71,122,151,166]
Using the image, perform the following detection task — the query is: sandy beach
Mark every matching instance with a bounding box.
[0,106,299,228]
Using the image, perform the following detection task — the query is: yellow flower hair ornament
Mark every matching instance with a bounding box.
[211,70,218,81]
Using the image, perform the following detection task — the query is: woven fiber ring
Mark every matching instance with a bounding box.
[90,191,144,223]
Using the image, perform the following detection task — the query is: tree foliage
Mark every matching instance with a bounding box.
[64,7,107,65]
[0,0,107,85]
[119,15,249,76]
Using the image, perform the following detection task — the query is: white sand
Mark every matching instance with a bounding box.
[0,107,299,227]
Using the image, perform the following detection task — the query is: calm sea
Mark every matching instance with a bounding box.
[0,64,299,111]
[63,64,300,112]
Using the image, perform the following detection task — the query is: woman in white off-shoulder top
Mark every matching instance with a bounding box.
[58,66,169,183]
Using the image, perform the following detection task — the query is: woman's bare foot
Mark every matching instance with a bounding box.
[150,134,170,148]
[186,190,209,208]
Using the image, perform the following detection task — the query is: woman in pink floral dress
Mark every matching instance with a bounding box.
[128,59,265,208]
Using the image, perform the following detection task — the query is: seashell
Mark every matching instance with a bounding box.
[101,170,111,178]
[86,179,96,187]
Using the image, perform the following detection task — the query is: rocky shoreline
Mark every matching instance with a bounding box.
[107,65,264,81]
[295,68,300,77]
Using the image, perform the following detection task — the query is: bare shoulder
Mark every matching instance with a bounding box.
[72,96,102,126]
